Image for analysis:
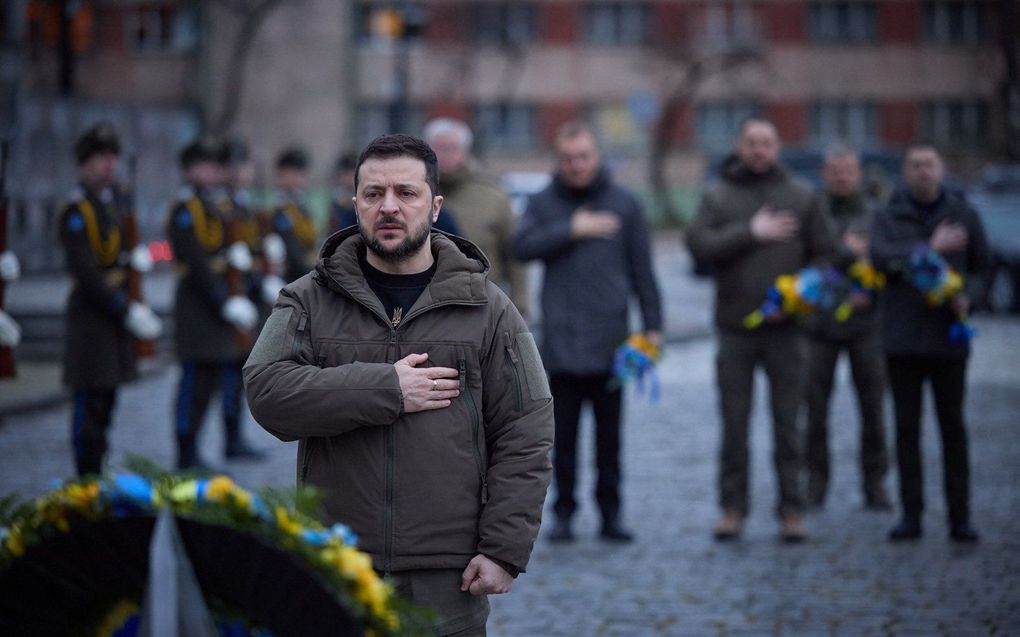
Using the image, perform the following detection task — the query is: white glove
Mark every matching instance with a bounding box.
[0,251,20,282]
[261,274,286,306]
[125,302,162,340]
[262,233,286,266]
[130,244,153,273]
[221,295,259,331]
[227,241,253,272]
[0,310,21,347]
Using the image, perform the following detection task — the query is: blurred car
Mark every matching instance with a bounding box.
[501,171,551,216]
[969,170,1020,314]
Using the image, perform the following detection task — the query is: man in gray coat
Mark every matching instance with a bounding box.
[513,121,662,543]
[687,117,833,542]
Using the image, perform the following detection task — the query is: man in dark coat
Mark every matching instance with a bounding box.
[167,137,260,469]
[513,121,663,543]
[871,143,991,543]
[803,146,890,510]
[686,117,833,542]
[60,123,162,475]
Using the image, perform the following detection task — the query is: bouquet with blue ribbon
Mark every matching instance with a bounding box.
[897,244,975,343]
[610,333,661,402]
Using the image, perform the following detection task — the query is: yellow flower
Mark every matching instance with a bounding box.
[65,482,100,513]
[170,481,198,504]
[205,476,235,503]
[5,526,25,556]
[230,486,253,511]
[274,506,302,537]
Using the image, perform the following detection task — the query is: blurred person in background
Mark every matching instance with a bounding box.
[167,136,260,469]
[0,249,21,351]
[270,146,318,282]
[686,117,833,542]
[60,123,162,475]
[803,145,890,511]
[424,117,529,320]
[513,121,662,543]
[328,151,359,234]
[871,143,991,543]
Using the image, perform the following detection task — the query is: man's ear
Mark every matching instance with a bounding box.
[432,195,444,222]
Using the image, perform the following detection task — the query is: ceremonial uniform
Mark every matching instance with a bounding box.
[271,192,318,283]
[167,184,257,468]
[60,186,137,474]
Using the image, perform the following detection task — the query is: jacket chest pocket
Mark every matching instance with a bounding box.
[314,338,391,368]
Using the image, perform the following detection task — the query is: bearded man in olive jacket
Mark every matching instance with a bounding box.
[687,117,834,542]
[244,134,553,636]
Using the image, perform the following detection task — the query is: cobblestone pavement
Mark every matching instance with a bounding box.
[486,316,1020,637]
[1,244,1018,636]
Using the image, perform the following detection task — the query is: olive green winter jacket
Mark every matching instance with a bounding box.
[243,228,554,576]
[687,156,835,331]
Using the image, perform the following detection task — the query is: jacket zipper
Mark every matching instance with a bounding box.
[384,327,398,577]
[300,438,313,484]
[459,358,488,504]
[503,332,524,412]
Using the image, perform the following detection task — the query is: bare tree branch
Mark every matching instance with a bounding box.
[206,0,293,135]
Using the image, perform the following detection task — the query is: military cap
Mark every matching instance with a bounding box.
[179,135,230,168]
[276,146,309,171]
[334,151,358,173]
[74,123,120,164]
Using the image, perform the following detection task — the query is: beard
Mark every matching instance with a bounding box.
[359,213,433,263]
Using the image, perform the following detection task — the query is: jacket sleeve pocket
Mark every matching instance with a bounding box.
[244,306,295,368]
[514,332,551,402]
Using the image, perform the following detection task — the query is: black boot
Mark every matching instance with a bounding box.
[600,519,634,543]
[888,515,922,541]
[949,520,979,543]
[225,438,267,461]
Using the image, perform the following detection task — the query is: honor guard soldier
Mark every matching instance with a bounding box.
[60,123,162,476]
[269,146,318,282]
[168,136,261,469]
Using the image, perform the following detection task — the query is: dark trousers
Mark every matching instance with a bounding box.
[805,333,889,502]
[716,327,806,516]
[549,373,623,524]
[71,387,117,476]
[886,355,971,524]
[391,569,490,636]
[174,360,245,466]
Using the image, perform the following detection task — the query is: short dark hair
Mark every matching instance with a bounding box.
[355,134,439,198]
[276,146,309,171]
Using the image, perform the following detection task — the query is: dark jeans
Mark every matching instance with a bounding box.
[805,333,889,502]
[886,355,971,524]
[549,373,623,525]
[716,327,806,517]
[174,360,246,466]
[71,387,117,475]
[391,569,490,636]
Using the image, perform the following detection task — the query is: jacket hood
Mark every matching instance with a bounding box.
[315,226,492,310]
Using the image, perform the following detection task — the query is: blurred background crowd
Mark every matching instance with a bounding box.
[0,0,1017,290]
